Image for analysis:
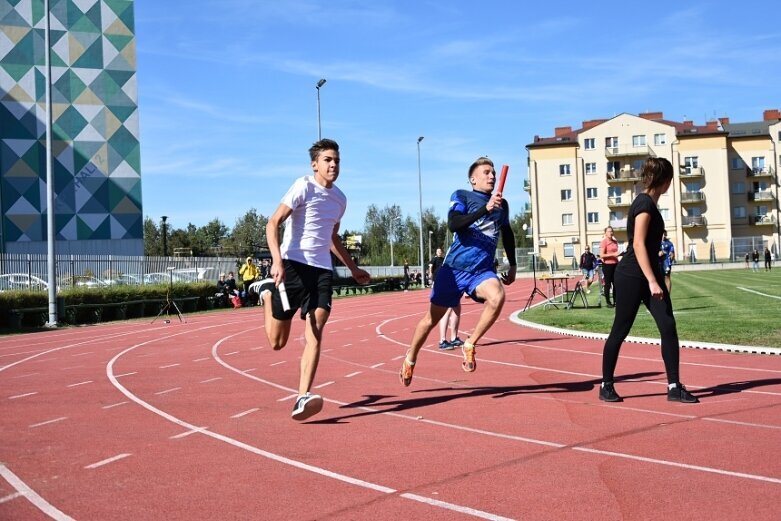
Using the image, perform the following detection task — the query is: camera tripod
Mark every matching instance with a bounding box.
[151,269,185,324]
[522,253,549,312]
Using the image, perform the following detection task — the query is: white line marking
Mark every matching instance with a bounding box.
[9,392,38,399]
[159,363,180,369]
[345,371,362,378]
[71,352,93,357]
[30,417,67,428]
[102,401,128,409]
[193,357,210,362]
[344,343,353,347]
[370,363,385,368]
[270,361,286,366]
[737,286,781,300]
[703,417,781,430]
[200,377,222,384]
[12,372,39,378]
[171,427,208,439]
[401,493,515,521]
[243,368,257,373]
[231,408,259,418]
[224,351,240,356]
[277,393,298,402]
[66,380,93,388]
[84,453,132,469]
[0,464,75,520]
[314,381,334,389]
[250,347,263,351]
[391,355,405,361]
[154,387,181,395]
[114,372,137,378]
[0,491,23,504]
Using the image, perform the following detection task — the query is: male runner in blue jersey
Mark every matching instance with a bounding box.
[400,157,517,385]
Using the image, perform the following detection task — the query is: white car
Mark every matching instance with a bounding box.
[0,273,49,292]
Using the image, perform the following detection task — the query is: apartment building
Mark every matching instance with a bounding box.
[524,110,780,267]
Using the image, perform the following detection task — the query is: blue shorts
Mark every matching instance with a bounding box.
[429,264,499,308]
[581,268,594,279]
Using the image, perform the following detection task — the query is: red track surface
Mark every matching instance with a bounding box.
[1,280,780,520]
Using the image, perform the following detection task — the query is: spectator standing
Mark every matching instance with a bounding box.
[752,249,760,271]
[579,246,597,293]
[764,247,772,271]
[658,230,675,292]
[239,257,260,304]
[600,226,620,308]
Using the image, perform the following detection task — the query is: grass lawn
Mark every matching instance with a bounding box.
[519,267,781,348]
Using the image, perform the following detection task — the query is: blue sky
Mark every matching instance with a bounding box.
[135,0,781,233]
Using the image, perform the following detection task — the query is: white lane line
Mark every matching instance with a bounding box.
[30,417,67,428]
[391,355,405,361]
[224,351,240,356]
[61,366,84,371]
[0,463,75,520]
[344,343,353,347]
[154,387,181,395]
[250,347,263,351]
[159,363,180,369]
[243,368,257,373]
[193,357,209,362]
[171,427,208,439]
[0,491,23,504]
[314,381,334,389]
[737,286,781,300]
[345,371,362,378]
[370,363,385,369]
[66,380,93,388]
[102,401,128,409]
[200,377,222,384]
[114,372,137,378]
[270,361,286,366]
[71,352,93,357]
[401,493,515,521]
[12,372,40,378]
[9,392,38,399]
[277,393,298,402]
[84,453,132,470]
[322,349,333,353]
[703,417,781,430]
[231,408,259,419]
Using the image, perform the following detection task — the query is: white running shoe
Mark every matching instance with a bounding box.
[291,393,323,421]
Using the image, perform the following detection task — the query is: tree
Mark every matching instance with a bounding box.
[225,209,268,258]
[143,217,162,256]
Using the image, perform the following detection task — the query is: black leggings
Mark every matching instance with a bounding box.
[601,263,617,304]
[602,269,680,385]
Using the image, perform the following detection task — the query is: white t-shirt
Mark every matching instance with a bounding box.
[279,176,346,270]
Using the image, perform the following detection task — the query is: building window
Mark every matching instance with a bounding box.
[684,156,699,174]
[659,208,670,220]
[587,212,599,223]
[685,181,702,192]
[730,157,745,170]
[632,135,646,147]
[562,213,573,226]
[585,162,597,174]
[584,138,595,150]
[733,206,746,219]
[632,159,644,171]
[561,189,572,201]
[755,205,768,217]
[586,187,598,199]
[687,207,702,217]
[559,164,571,176]
[563,243,575,257]
[732,181,745,194]
[654,133,666,145]
[605,136,618,148]
[751,157,765,173]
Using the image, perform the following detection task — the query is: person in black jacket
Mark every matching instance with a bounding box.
[578,246,597,294]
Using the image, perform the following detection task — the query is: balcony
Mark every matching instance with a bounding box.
[523,179,531,192]
[680,192,706,204]
[681,215,707,227]
[605,145,654,158]
[746,166,775,178]
[748,191,775,202]
[607,196,631,207]
[609,218,628,230]
[680,166,704,178]
[520,202,531,215]
[749,214,777,226]
[607,167,641,183]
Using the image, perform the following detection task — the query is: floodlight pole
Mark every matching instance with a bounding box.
[417,137,425,281]
[44,0,58,327]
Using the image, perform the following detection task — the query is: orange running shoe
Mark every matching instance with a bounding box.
[462,343,477,372]
[399,358,415,386]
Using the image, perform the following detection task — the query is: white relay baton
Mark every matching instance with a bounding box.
[278,282,291,312]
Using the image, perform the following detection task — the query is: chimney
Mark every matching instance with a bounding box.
[639,111,664,120]
[555,126,572,137]
[582,119,607,130]
[718,117,730,126]
[763,109,781,121]
[706,120,719,130]
[683,120,694,127]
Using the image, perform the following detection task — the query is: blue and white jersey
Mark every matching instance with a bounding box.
[660,239,675,270]
[444,189,509,273]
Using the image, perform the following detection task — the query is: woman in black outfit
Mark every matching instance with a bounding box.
[599,157,698,404]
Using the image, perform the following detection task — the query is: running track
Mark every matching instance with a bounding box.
[1,280,779,520]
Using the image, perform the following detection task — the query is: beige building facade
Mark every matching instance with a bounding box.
[525,110,780,268]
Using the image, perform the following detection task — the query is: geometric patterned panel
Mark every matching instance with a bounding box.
[0,0,141,246]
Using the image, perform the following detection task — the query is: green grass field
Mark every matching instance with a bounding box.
[520,268,781,348]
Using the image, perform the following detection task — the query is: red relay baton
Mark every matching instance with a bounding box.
[497,164,509,194]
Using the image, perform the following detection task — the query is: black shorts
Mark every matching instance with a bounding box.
[271,259,333,321]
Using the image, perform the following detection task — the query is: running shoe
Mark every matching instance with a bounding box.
[291,392,323,421]
[399,358,415,386]
[667,383,699,403]
[450,337,464,347]
[438,340,454,350]
[599,382,622,402]
[461,343,476,372]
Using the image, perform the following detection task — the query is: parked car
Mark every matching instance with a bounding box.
[103,274,142,286]
[0,273,49,292]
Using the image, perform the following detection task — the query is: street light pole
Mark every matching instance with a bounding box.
[44,0,58,327]
[428,230,433,261]
[389,215,400,267]
[416,137,425,281]
[161,216,168,257]
[316,78,326,139]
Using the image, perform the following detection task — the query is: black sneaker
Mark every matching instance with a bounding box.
[450,337,464,347]
[438,340,454,350]
[667,383,699,403]
[291,393,323,420]
[599,382,623,402]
